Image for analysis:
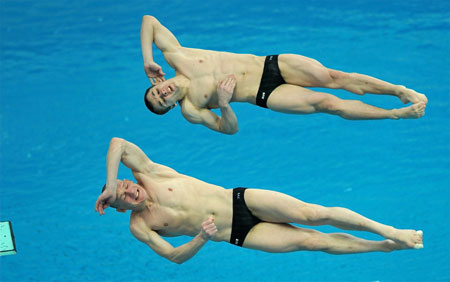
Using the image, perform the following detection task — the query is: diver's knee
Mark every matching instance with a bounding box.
[316,96,342,114]
[328,69,348,80]
[299,232,330,251]
[303,205,330,224]
[325,69,352,89]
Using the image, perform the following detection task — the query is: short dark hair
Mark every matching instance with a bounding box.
[144,86,171,115]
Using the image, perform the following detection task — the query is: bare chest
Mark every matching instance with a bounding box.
[173,58,221,108]
[169,49,262,107]
[136,185,200,236]
[187,78,219,109]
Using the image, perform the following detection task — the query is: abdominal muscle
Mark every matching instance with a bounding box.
[175,48,266,106]
[143,175,234,242]
[177,184,233,242]
[218,52,265,103]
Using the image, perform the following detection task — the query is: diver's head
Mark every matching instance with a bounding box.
[101,179,148,212]
[144,78,181,115]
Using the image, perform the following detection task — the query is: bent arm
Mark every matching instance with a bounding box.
[182,102,239,135]
[154,233,209,264]
[217,104,239,134]
[141,15,181,65]
[131,219,216,264]
[95,138,175,215]
[105,138,156,187]
[188,74,239,134]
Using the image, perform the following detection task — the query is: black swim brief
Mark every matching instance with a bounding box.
[255,55,286,108]
[230,187,262,247]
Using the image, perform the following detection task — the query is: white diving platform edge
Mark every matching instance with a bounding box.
[0,221,17,256]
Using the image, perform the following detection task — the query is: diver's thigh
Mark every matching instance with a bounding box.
[243,222,319,253]
[279,54,331,87]
[266,84,326,114]
[245,189,309,223]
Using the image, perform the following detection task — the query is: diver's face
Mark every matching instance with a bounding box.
[147,80,179,112]
[113,179,147,210]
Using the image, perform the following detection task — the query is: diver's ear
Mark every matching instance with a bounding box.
[116,208,127,213]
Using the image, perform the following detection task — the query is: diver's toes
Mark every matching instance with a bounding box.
[414,243,423,249]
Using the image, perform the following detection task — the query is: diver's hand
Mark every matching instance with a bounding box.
[200,217,218,240]
[95,182,117,215]
[144,62,166,85]
[217,75,236,108]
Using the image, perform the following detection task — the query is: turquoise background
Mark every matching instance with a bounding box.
[1,0,449,281]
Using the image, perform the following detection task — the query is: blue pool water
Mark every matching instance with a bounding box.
[1,0,449,281]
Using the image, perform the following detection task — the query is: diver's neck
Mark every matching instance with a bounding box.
[174,75,191,100]
[132,199,152,213]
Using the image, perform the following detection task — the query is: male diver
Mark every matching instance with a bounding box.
[141,15,427,134]
[94,138,424,264]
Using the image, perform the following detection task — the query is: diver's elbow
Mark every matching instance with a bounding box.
[142,15,157,23]
[167,254,186,264]
[221,127,238,135]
